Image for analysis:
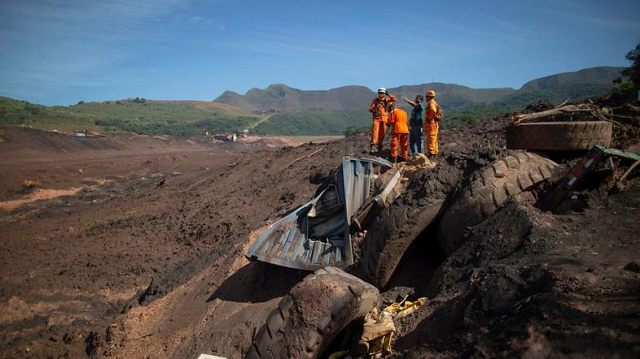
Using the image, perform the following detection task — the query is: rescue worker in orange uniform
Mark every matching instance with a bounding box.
[424,90,440,157]
[386,103,409,163]
[368,88,396,154]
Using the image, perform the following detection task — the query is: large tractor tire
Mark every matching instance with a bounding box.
[506,121,612,150]
[438,151,559,256]
[359,200,444,290]
[245,267,379,359]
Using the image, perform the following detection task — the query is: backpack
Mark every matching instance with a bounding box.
[435,104,444,122]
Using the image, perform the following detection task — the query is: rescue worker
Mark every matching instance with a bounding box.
[368,88,396,154]
[386,102,409,163]
[402,95,425,155]
[424,90,440,157]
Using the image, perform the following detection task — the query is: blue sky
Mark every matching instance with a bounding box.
[1,0,639,106]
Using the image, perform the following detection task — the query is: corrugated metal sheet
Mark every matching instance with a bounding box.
[246,156,392,271]
[340,157,391,224]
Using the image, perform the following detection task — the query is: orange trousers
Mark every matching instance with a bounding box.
[390,133,409,159]
[370,120,386,146]
[425,121,439,155]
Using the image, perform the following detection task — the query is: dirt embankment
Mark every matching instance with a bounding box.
[0,105,638,359]
[0,126,365,358]
[0,127,296,200]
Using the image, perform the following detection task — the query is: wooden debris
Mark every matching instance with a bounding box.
[508,105,593,124]
[284,149,323,169]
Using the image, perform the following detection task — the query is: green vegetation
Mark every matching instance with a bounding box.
[441,104,514,129]
[72,100,257,135]
[0,97,260,136]
[494,84,612,109]
[252,108,369,135]
[0,63,626,137]
[623,43,640,87]
[0,97,97,131]
[620,42,640,96]
[258,104,516,136]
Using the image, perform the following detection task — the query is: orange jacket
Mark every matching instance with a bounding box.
[424,99,438,124]
[369,94,397,122]
[388,108,409,134]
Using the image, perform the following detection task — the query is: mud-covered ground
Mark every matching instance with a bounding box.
[0,110,638,359]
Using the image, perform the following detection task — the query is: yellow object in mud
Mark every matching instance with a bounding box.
[22,179,40,188]
[360,308,395,355]
[358,297,428,355]
[383,297,427,319]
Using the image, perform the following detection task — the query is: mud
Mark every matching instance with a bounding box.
[394,186,640,357]
[1,96,639,359]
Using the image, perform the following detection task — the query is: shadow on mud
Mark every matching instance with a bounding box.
[384,222,445,298]
[207,261,308,303]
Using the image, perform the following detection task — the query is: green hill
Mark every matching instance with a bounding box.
[0,97,259,136]
[520,66,623,91]
[252,109,369,135]
[0,66,625,136]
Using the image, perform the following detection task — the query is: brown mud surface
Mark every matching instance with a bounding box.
[0,104,638,359]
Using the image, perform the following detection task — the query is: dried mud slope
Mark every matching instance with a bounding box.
[90,139,382,358]
[0,130,353,358]
[2,111,638,359]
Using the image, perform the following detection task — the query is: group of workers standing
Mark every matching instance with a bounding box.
[368,87,441,162]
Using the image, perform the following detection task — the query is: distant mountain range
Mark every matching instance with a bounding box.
[0,66,626,137]
[214,66,624,112]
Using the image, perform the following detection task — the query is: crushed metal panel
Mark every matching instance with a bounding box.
[246,156,392,271]
[340,156,392,224]
[246,200,314,268]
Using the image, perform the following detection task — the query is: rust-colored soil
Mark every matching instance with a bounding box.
[0,112,638,359]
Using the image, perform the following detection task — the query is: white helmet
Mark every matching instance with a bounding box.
[377,87,387,94]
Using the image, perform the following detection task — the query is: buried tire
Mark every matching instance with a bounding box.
[506,121,612,150]
[245,267,379,359]
[359,200,444,289]
[438,151,559,256]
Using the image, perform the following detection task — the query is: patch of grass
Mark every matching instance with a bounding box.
[0,97,261,136]
[253,108,370,135]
